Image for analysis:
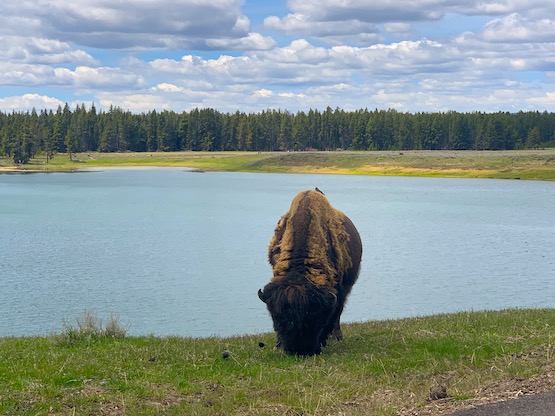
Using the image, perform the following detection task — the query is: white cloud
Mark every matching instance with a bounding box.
[155,83,183,93]
[146,41,350,87]
[278,92,306,98]
[233,15,251,34]
[329,40,461,76]
[286,0,553,22]
[0,36,97,65]
[284,0,444,23]
[481,14,555,43]
[205,33,276,51]
[0,63,62,86]
[264,13,379,40]
[97,93,176,113]
[257,39,330,64]
[0,62,145,90]
[527,91,555,106]
[451,0,552,17]
[0,0,271,51]
[254,89,274,97]
[383,22,413,38]
[266,1,555,44]
[70,66,145,89]
[0,93,64,112]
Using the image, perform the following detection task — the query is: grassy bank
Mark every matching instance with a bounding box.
[2,309,555,415]
[2,149,555,180]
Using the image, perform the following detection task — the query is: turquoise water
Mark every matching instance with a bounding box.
[1,169,554,337]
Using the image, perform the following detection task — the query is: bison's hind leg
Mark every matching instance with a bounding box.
[319,315,342,348]
[318,321,342,349]
[323,291,346,345]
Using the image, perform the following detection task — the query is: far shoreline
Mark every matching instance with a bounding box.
[0,165,202,174]
[78,166,201,172]
[1,149,554,180]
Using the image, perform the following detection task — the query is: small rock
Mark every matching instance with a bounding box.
[222,351,230,359]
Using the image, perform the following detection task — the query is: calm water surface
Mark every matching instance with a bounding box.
[1,169,554,337]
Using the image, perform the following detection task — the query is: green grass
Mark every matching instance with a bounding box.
[2,309,554,415]
[2,149,555,180]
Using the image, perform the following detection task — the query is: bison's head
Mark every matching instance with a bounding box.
[258,282,337,356]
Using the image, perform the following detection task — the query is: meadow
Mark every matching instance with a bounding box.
[2,309,555,415]
[1,149,555,180]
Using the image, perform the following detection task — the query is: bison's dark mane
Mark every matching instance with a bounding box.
[260,278,337,317]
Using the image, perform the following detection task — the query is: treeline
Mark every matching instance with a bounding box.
[1,104,554,163]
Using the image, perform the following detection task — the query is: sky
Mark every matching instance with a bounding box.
[1,0,555,114]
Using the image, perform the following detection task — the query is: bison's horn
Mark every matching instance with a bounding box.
[329,291,337,306]
[258,289,267,303]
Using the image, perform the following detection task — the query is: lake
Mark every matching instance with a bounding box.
[1,169,554,338]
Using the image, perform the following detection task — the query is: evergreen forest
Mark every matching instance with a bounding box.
[2,104,555,164]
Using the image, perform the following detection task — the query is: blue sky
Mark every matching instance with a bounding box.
[1,0,555,113]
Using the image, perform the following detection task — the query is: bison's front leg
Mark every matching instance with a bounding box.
[318,317,337,348]
[320,302,345,347]
[331,318,343,341]
[321,315,342,345]
[275,335,283,350]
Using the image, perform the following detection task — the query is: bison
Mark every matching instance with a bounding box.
[258,189,362,355]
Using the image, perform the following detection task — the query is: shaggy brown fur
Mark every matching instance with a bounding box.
[268,190,352,287]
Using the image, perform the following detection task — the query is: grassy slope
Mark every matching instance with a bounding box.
[2,309,555,415]
[2,149,555,180]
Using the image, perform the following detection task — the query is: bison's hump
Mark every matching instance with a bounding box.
[268,190,352,286]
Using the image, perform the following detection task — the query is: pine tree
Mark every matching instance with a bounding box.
[526,126,541,149]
